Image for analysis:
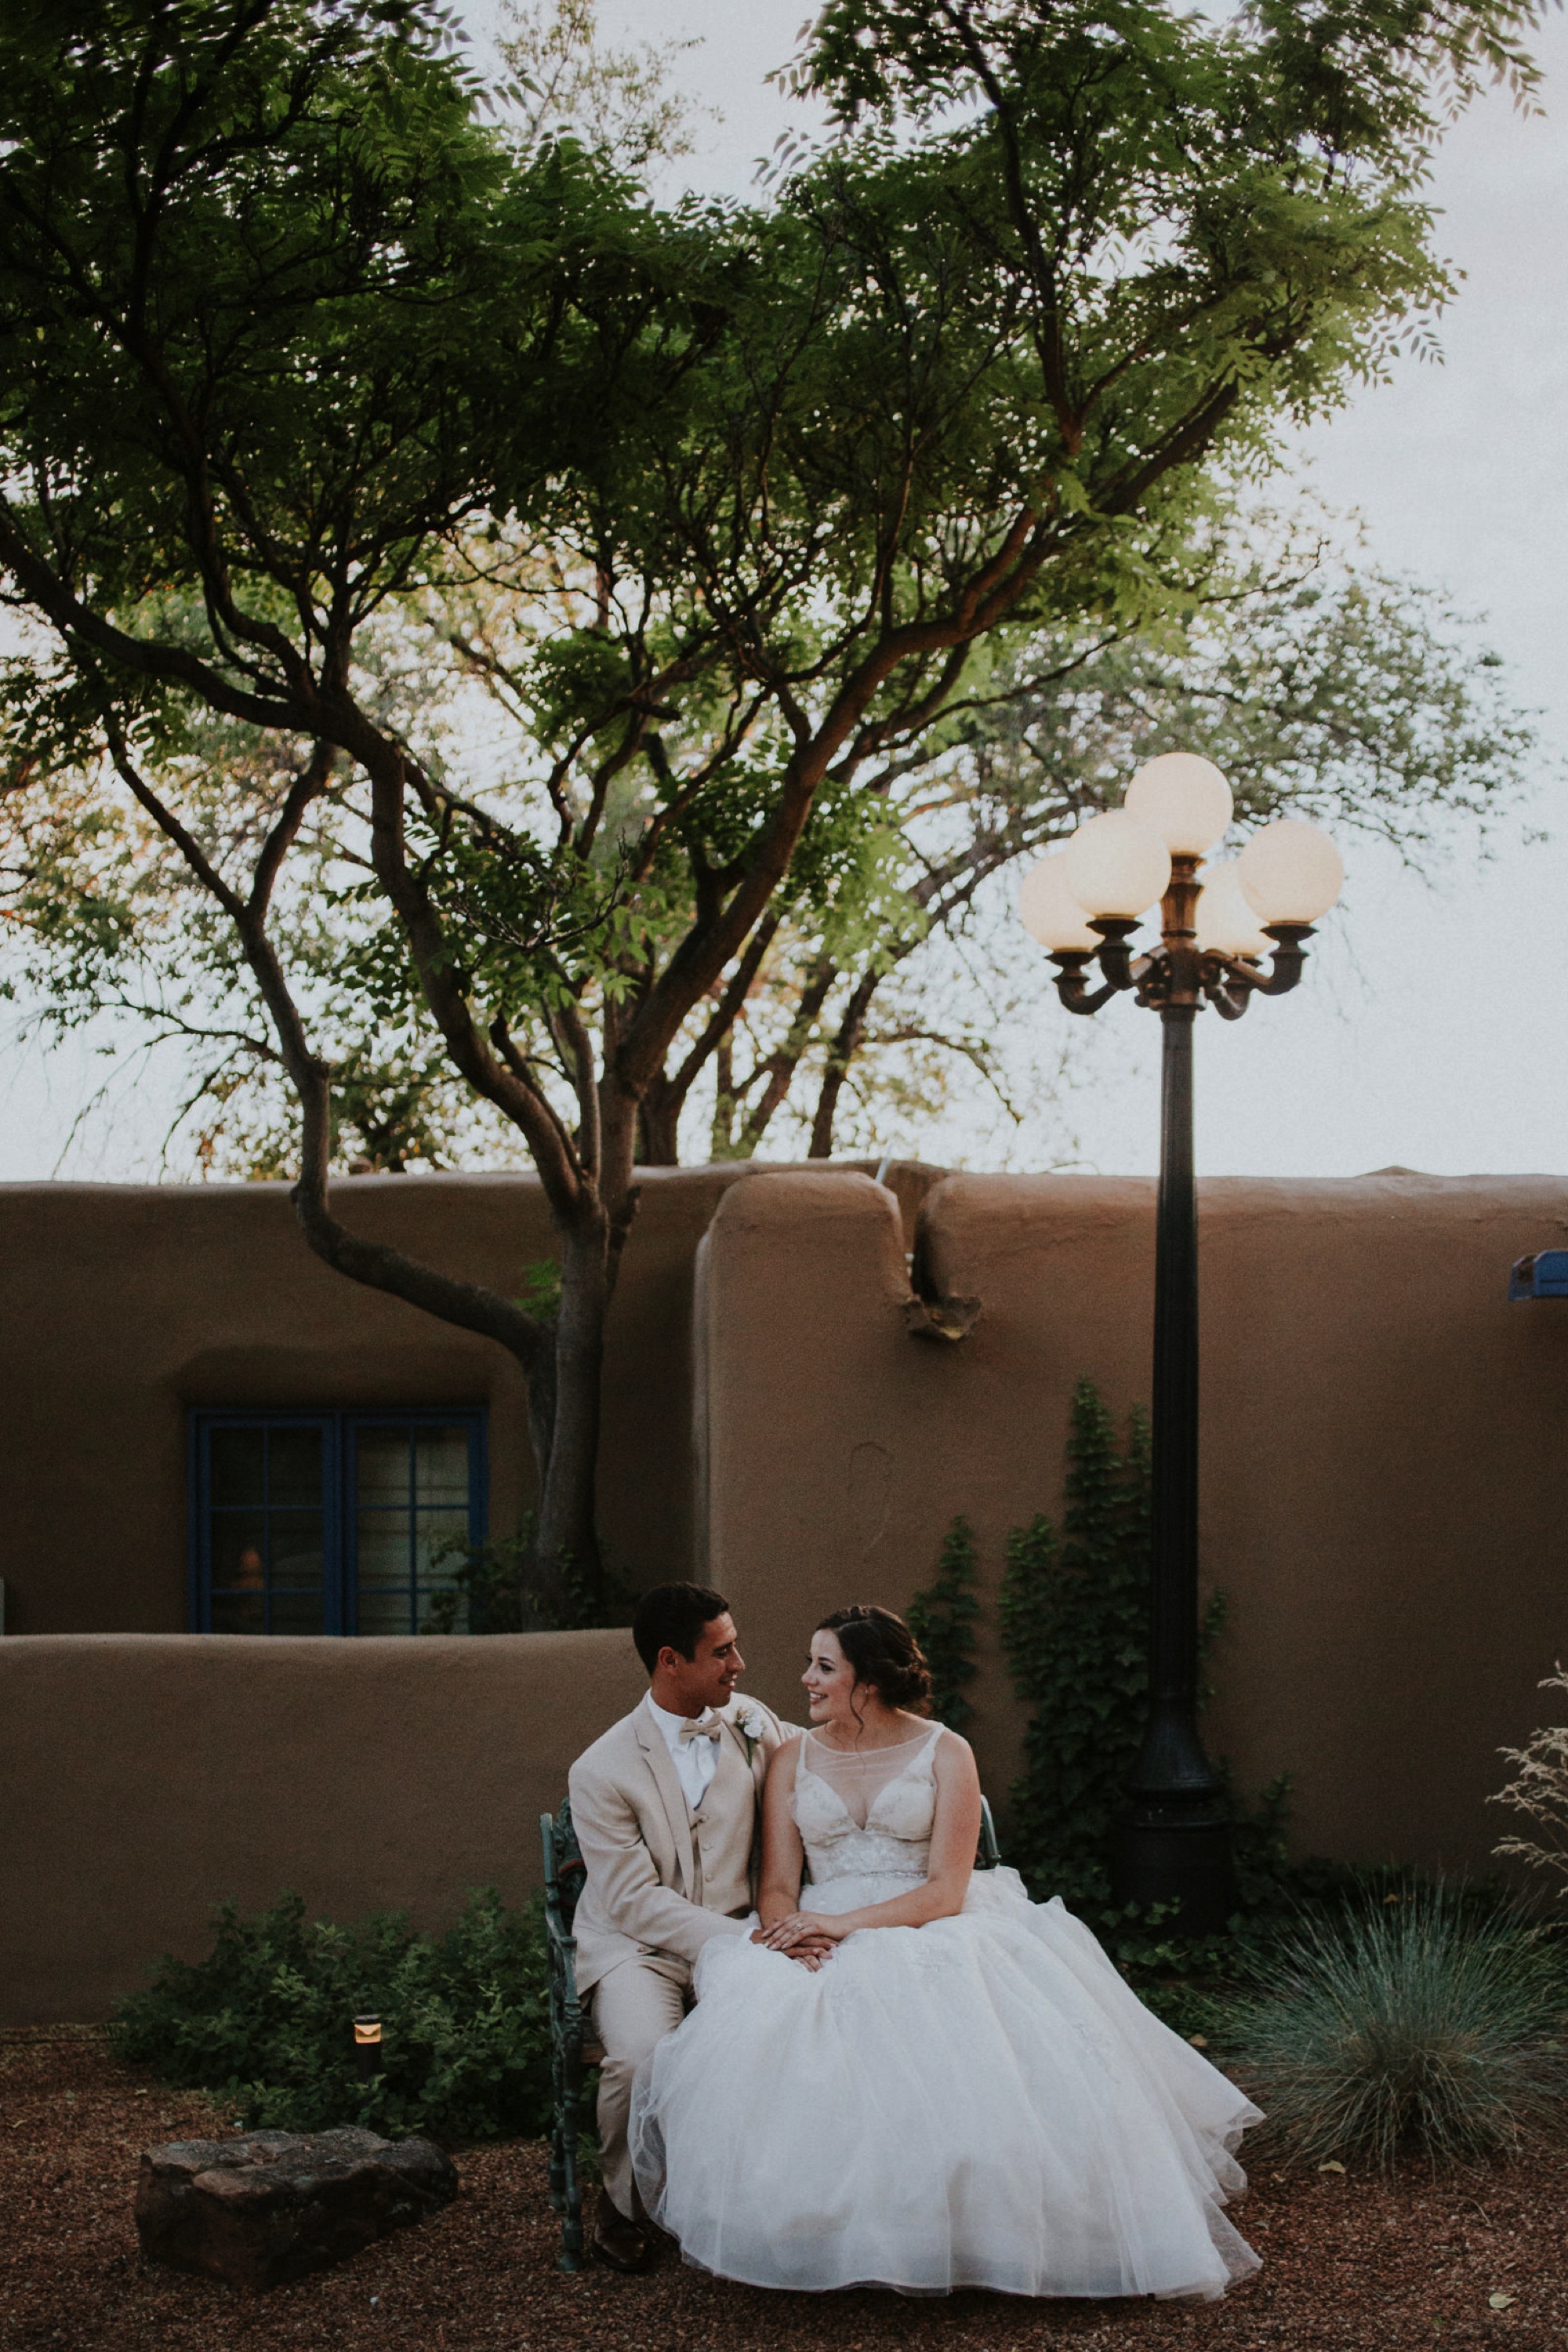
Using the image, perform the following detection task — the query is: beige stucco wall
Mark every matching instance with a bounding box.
[0,1631,648,2024]
[697,1169,1568,1878]
[0,1161,940,1635]
[5,1160,1568,2022]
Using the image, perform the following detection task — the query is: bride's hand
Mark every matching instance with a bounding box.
[758,1909,845,1951]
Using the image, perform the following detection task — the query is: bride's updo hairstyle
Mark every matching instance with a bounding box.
[816,1604,933,1716]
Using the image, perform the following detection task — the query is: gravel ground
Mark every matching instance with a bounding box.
[5,2027,1568,2351]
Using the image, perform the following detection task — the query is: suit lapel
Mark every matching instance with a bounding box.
[633,1705,697,1897]
[719,1711,754,1782]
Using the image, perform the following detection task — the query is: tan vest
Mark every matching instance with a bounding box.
[688,1725,757,1918]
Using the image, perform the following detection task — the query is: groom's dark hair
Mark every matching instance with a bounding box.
[633,1582,733,1673]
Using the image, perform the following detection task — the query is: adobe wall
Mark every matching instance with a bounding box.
[697,1170,1568,1876]
[6,1160,1568,2021]
[0,1631,648,2024]
[0,1160,941,1635]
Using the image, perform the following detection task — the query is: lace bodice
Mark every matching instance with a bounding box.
[792,1725,943,1886]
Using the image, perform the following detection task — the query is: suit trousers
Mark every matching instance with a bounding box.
[590,1949,692,2218]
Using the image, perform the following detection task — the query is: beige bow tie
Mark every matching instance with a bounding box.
[678,1715,723,1744]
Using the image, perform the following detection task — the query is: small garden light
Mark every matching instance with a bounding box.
[354,2015,384,2084]
[1019,755,1343,1932]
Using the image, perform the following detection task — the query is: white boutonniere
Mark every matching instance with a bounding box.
[734,1701,768,1761]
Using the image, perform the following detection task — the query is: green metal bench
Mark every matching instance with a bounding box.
[539,1789,1003,2273]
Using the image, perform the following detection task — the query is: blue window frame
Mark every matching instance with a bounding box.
[190,1410,487,1635]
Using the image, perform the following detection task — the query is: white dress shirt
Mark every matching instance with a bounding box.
[645,1690,721,1813]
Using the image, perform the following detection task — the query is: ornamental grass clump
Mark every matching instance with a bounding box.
[1219,1889,1568,2170]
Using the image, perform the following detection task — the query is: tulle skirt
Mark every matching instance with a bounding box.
[630,1867,1261,2299]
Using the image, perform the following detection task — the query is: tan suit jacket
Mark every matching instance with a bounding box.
[568,1695,791,1994]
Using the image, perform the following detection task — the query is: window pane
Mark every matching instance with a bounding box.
[357,1583,414,1636]
[270,1588,327,1636]
[356,1515,410,1583]
[211,1588,267,1634]
[196,1410,481,1638]
[268,1428,324,1508]
[355,1428,411,1505]
[210,1428,264,1508]
[415,1508,469,1581]
[413,1427,470,1506]
[270,1512,325,1592]
[211,1512,268,1593]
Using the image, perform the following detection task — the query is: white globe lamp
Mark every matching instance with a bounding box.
[1062,810,1171,921]
[1193,862,1272,960]
[1125,753,1233,856]
[1236,818,1344,925]
[1018,854,1101,953]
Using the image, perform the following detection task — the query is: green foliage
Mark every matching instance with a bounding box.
[998,1377,1290,1971]
[423,1513,633,1633]
[999,1380,1158,1906]
[517,1258,564,1320]
[108,1889,555,2143]
[1215,1887,1568,2169]
[908,1515,981,1730]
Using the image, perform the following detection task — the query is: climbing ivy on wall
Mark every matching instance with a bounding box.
[999,1379,1237,1918]
[909,1376,1290,1959]
[907,1515,980,1730]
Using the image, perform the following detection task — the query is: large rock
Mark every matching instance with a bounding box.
[135,2125,459,2292]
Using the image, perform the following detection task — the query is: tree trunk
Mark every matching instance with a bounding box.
[636,1073,682,1166]
[532,1204,611,1613]
[524,1076,643,1614]
[808,972,880,1159]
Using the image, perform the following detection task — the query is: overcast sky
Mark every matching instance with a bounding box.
[3,3,1564,1183]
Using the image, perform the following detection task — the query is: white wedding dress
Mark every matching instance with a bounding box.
[629,1724,1261,2299]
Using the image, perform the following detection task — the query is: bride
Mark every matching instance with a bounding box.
[630,1603,1261,2299]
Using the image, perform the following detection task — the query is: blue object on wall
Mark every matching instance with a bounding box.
[189,1407,487,1633]
[1508,1250,1568,1300]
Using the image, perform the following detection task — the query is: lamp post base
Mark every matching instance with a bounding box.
[1112,1819,1239,1936]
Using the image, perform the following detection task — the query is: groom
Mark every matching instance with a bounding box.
[568,1581,826,2271]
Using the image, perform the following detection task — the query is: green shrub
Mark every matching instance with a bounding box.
[996,1377,1292,1974]
[908,1515,980,1730]
[424,1512,637,1633]
[109,1888,555,2143]
[1215,1886,1568,2168]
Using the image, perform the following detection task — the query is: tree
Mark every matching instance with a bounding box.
[0,0,1548,1610]
[498,0,706,175]
[13,503,1526,1181]
[670,514,1541,1163]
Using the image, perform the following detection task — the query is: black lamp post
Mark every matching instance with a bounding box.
[1019,757,1344,1935]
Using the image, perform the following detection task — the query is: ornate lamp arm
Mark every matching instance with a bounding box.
[1200,922,1314,1018]
[1048,916,1149,1015]
[1248,923,1314,993]
[1048,951,1121,1015]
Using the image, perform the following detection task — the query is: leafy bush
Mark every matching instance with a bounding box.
[1490,1665,1568,1892]
[996,1377,1290,1972]
[424,1512,635,1633]
[1216,1886,1568,2168]
[109,1889,555,2143]
[908,1515,980,1730]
